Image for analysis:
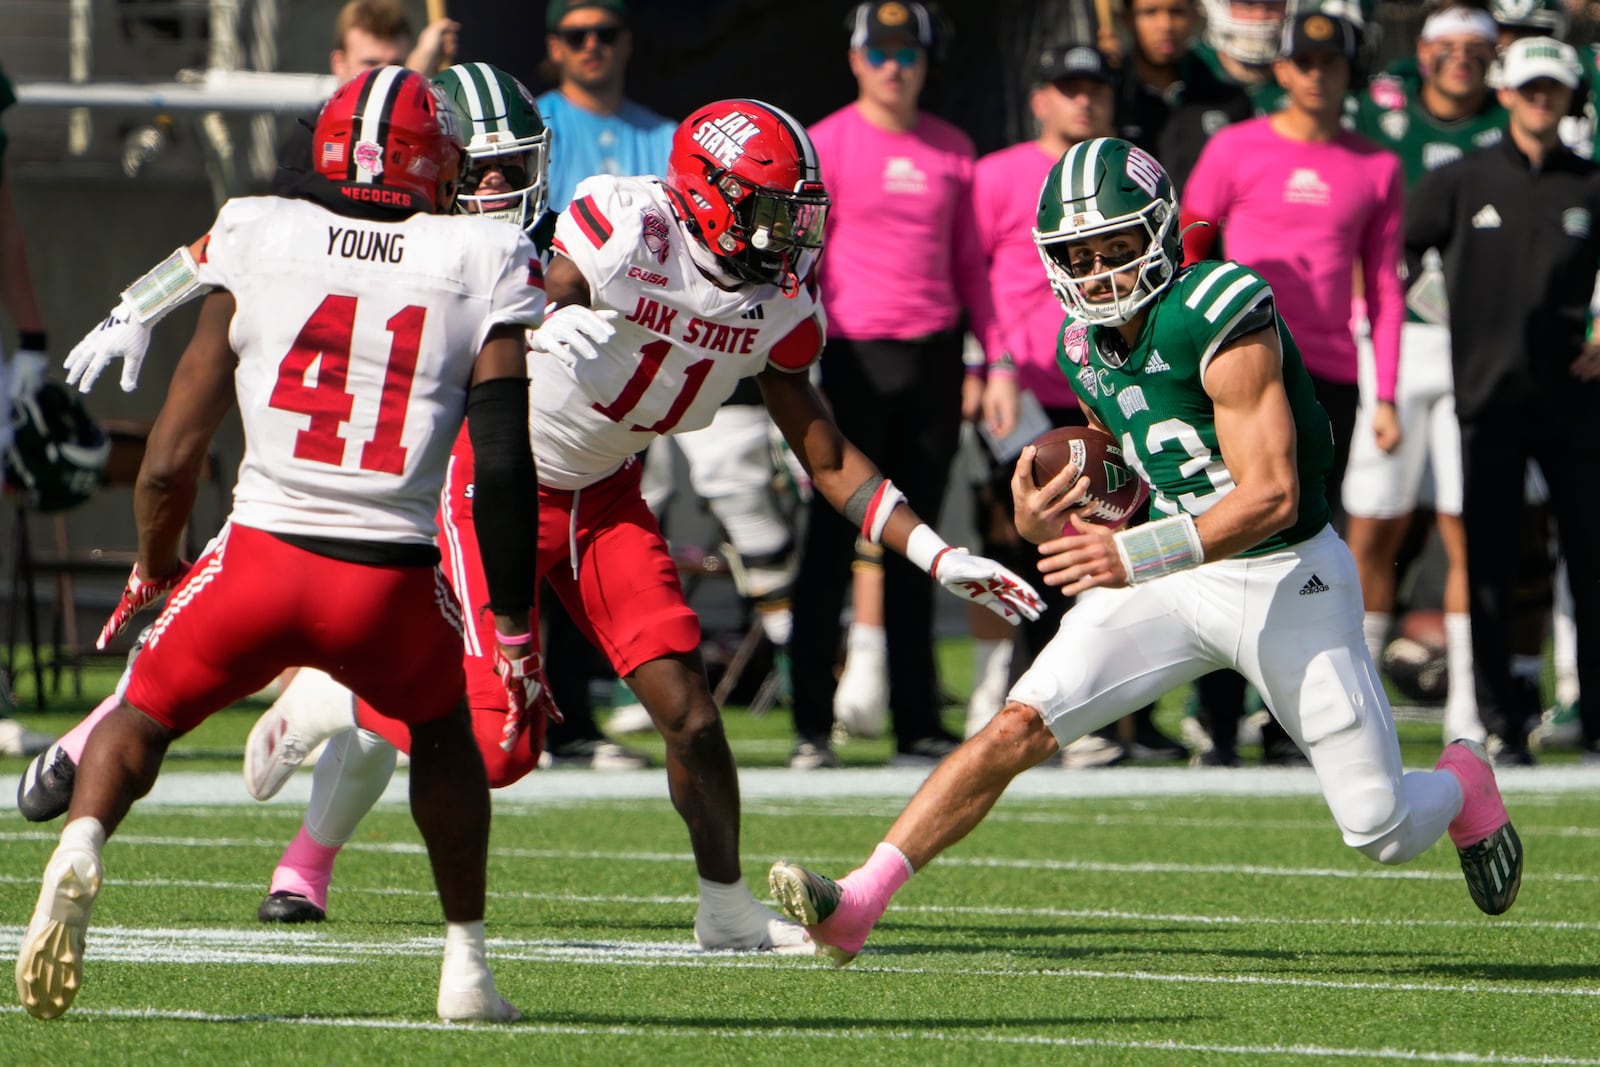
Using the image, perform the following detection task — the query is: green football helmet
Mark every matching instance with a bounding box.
[5,382,111,512]
[1033,137,1181,327]
[431,62,551,233]
[1491,0,1570,38]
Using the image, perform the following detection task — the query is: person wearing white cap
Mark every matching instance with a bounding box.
[1405,34,1600,767]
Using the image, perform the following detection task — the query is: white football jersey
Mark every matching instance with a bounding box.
[533,176,824,490]
[200,196,544,543]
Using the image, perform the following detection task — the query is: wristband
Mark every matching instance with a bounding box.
[844,476,906,544]
[18,330,47,352]
[904,522,952,576]
[121,244,205,326]
[987,352,1016,373]
[1112,513,1204,585]
[495,631,534,647]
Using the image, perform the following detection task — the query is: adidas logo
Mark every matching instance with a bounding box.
[741,305,765,320]
[1145,349,1172,374]
[1298,573,1330,596]
[1472,204,1502,229]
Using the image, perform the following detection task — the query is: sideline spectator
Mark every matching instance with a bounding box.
[1348,0,1506,746]
[1117,0,1253,192]
[769,138,1524,968]
[789,0,992,768]
[537,0,673,211]
[1406,35,1600,765]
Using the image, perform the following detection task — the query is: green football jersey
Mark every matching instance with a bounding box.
[1057,261,1333,556]
[1353,77,1507,187]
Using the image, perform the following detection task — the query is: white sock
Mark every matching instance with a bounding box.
[1363,612,1391,667]
[1442,613,1483,742]
[697,875,757,918]
[443,919,488,972]
[966,639,1012,737]
[305,729,398,845]
[1552,561,1579,707]
[760,606,793,647]
[59,817,106,857]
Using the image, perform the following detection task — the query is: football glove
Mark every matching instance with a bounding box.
[931,548,1045,625]
[527,305,618,367]
[98,562,191,649]
[8,348,48,402]
[64,300,152,394]
[492,647,562,753]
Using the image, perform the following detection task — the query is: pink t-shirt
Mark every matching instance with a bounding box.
[1182,118,1403,400]
[808,104,990,342]
[971,141,1077,409]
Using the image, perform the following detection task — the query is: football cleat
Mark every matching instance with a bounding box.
[258,890,326,924]
[16,743,77,822]
[1437,739,1523,915]
[768,861,867,967]
[15,846,101,1019]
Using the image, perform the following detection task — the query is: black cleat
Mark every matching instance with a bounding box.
[1456,823,1524,916]
[17,743,77,822]
[258,891,326,924]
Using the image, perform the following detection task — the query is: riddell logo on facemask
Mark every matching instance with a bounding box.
[692,113,760,168]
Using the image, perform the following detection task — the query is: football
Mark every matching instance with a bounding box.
[1029,426,1148,529]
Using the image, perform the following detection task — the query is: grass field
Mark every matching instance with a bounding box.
[2,658,1598,1065]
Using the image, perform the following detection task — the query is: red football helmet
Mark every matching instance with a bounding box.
[313,65,467,214]
[664,99,828,296]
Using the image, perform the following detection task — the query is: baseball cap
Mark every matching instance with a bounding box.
[1279,11,1361,61]
[848,1,936,50]
[546,0,629,32]
[1036,44,1116,87]
[1499,35,1582,90]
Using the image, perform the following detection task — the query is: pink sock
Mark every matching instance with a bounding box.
[269,826,342,910]
[841,842,915,913]
[59,694,123,763]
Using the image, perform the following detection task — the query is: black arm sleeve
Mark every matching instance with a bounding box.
[466,377,538,620]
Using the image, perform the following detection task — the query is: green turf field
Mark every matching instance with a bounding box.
[2,659,1597,1064]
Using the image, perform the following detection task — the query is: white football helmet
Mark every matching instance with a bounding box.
[1202,0,1290,65]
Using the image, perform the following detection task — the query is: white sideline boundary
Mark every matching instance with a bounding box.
[2,764,1593,809]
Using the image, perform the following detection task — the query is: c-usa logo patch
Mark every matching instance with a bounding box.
[642,209,671,263]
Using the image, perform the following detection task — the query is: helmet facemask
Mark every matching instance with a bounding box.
[710,171,828,294]
[457,132,550,232]
[1203,0,1288,64]
[1036,203,1178,327]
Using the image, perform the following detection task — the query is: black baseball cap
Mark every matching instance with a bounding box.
[1279,11,1361,61]
[1037,43,1116,87]
[848,1,936,49]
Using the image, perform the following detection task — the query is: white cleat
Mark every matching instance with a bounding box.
[694,902,817,955]
[437,966,521,1023]
[16,847,102,1020]
[243,669,356,801]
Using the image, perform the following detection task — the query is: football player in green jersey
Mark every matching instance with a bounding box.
[768,139,1525,967]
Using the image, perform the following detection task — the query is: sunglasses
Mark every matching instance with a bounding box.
[557,24,622,49]
[864,46,922,68]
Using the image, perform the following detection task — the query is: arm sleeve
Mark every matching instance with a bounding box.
[1179,134,1228,264]
[1364,156,1406,404]
[465,377,538,617]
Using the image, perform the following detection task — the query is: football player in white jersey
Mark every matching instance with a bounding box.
[14,67,540,1023]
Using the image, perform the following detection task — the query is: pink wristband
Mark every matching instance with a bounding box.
[496,631,534,647]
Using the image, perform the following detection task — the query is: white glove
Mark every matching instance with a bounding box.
[528,305,618,367]
[64,299,153,394]
[8,349,48,402]
[931,547,1046,625]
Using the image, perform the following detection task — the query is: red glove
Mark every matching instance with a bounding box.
[97,563,190,649]
[493,647,562,753]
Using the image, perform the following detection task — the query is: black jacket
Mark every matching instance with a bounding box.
[1407,135,1600,420]
[1118,52,1253,195]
